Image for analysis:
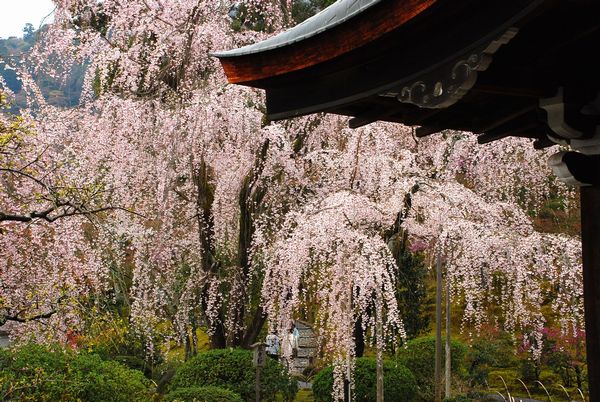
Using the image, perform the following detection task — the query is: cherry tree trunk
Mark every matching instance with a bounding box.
[581,186,600,402]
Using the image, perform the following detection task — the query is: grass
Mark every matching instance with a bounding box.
[294,389,314,401]
[485,368,586,401]
[164,328,211,362]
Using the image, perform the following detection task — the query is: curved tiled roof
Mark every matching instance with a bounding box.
[212,0,381,57]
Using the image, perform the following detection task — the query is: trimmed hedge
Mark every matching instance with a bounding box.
[397,336,467,402]
[0,343,152,401]
[163,386,243,402]
[312,357,417,402]
[170,348,297,401]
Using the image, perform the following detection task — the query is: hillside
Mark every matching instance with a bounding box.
[0,25,84,110]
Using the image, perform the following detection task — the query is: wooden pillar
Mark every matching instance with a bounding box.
[435,251,443,402]
[377,344,384,402]
[255,365,261,402]
[581,186,600,402]
[251,342,266,402]
[377,289,384,402]
[445,273,451,399]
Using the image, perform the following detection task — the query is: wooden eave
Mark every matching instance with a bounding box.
[214,0,437,85]
[214,0,600,147]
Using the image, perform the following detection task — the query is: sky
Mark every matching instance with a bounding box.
[0,0,55,39]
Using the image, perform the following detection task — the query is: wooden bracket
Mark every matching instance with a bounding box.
[548,151,600,186]
[380,28,519,109]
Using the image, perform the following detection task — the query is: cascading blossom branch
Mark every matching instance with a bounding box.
[259,191,405,400]
[17,0,314,353]
[403,181,583,358]
[7,0,581,383]
[38,0,290,102]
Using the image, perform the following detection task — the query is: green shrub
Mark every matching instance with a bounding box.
[170,348,297,401]
[71,353,152,401]
[397,336,467,402]
[519,358,541,383]
[0,343,152,401]
[312,357,417,402]
[164,386,243,402]
[466,339,500,386]
[79,313,161,376]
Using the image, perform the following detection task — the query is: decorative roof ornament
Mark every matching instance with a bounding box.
[380,28,519,109]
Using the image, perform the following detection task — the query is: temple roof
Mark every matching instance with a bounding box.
[214,0,437,84]
[214,0,600,150]
[213,0,382,57]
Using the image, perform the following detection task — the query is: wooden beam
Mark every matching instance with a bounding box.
[471,85,548,98]
[416,125,445,138]
[348,107,404,129]
[473,104,537,133]
[403,107,447,127]
[477,113,539,144]
[581,186,600,402]
[533,137,555,149]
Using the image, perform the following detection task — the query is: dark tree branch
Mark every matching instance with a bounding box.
[0,167,51,192]
[0,205,144,223]
[3,309,57,323]
[2,296,68,323]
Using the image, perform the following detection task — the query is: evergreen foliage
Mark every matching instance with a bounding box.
[466,339,501,387]
[312,357,417,402]
[0,344,152,401]
[170,349,297,401]
[164,385,243,402]
[388,233,429,339]
[396,336,467,402]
